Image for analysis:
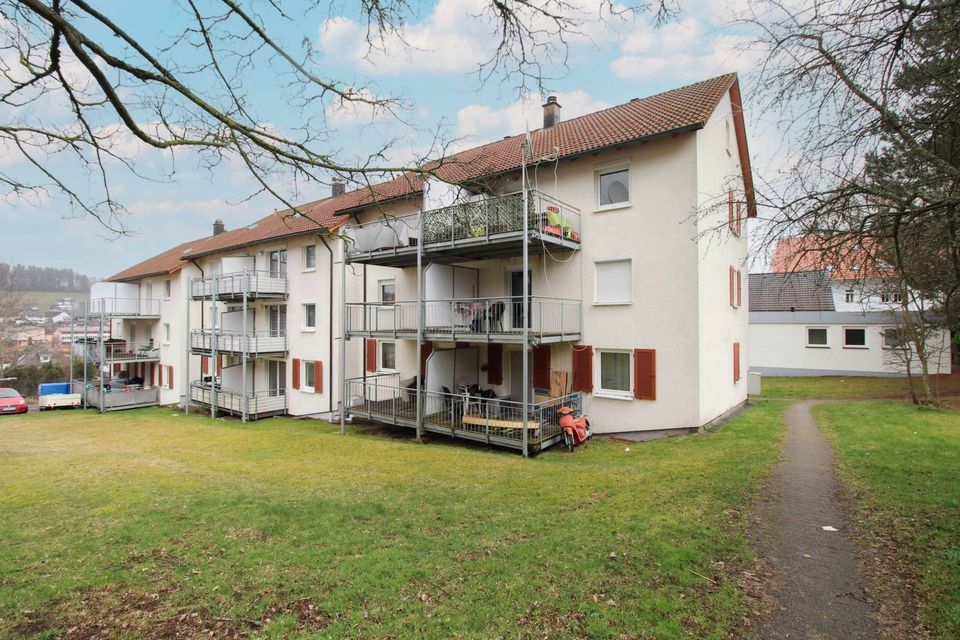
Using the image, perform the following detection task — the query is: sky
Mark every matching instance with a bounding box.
[0,0,774,279]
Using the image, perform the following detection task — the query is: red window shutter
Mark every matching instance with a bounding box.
[365,339,377,372]
[634,349,656,400]
[729,266,735,306]
[532,345,551,389]
[486,343,503,385]
[113,363,121,375]
[420,343,433,376]
[314,360,323,394]
[735,202,742,236]
[571,345,593,393]
[151,363,156,386]
[201,356,209,375]
[736,270,742,308]
[292,358,301,390]
[167,365,173,390]
[728,189,734,231]
[733,342,741,382]
[216,354,223,375]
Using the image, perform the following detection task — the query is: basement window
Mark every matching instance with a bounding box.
[596,349,632,399]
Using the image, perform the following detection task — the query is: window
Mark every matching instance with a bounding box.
[302,303,316,331]
[379,279,396,304]
[303,360,315,392]
[163,323,171,344]
[145,282,154,300]
[269,249,287,277]
[163,279,171,299]
[845,290,855,303]
[880,291,902,303]
[303,244,316,270]
[594,258,632,305]
[725,119,732,156]
[597,168,630,208]
[883,327,905,349]
[806,327,829,347]
[597,349,632,399]
[379,341,396,371]
[843,327,867,348]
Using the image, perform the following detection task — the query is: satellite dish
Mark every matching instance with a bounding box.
[607,180,628,204]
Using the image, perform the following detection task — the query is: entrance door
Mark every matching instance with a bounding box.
[268,305,287,337]
[268,250,287,278]
[510,270,532,329]
[268,360,286,396]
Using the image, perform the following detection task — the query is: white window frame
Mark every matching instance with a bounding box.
[302,359,316,393]
[842,326,868,349]
[805,326,829,348]
[163,323,171,345]
[379,340,396,372]
[595,348,633,400]
[593,257,632,306]
[594,162,631,212]
[379,279,396,305]
[163,279,171,300]
[301,302,317,332]
[844,289,855,304]
[303,244,316,272]
[882,327,906,350]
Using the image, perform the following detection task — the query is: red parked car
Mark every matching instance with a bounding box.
[0,388,28,414]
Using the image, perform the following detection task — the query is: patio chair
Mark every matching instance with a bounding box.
[487,301,505,332]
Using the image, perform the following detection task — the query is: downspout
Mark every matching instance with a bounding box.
[319,233,335,414]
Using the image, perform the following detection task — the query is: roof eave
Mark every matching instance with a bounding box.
[181,224,339,261]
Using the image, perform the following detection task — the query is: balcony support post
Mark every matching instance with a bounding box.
[415,207,424,443]
[241,270,248,423]
[185,283,191,415]
[522,186,530,458]
[98,311,105,414]
[210,276,218,420]
[339,245,348,436]
[82,302,88,408]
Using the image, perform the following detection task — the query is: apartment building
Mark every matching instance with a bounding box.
[89,73,755,454]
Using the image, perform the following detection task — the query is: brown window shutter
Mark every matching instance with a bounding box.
[292,358,301,390]
[365,339,377,372]
[729,266,735,306]
[201,356,209,375]
[733,342,741,382]
[151,363,156,386]
[736,270,742,308]
[532,345,551,389]
[735,202,742,236]
[216,354,223,375]
[314,360,323,394]
[486,343,503,385]
[728,189,734,231]
[634,349,656,400]
[113,363,121,375]
[167,365,174,390]
[571,345,593,393]
[420,343,432,377]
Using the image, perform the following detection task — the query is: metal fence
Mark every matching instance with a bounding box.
[344,374,581,452]
[79,383,160,410]
[189,330,287,356]
[344,189,581,257]
[190,270,288,299]
[345,296,582,341]
[189,383,287,418]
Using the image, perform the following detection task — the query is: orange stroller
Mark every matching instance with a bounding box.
[558,405,591,452]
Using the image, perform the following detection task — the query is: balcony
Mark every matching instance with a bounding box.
[189,330,287,357]
[88,341,161,362]
[189,383,287,420]
[190,270,288,301]
[87,297,161,318]
[77,381,160,411]
[344,189,581,267]
[345,296,581,344]
[344,373,581,453]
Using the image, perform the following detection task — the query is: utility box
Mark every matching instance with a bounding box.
[747,372,762,396]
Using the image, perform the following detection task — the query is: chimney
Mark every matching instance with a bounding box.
[542,95,561,129]
[213,219,225,236]
[332,179,346,198]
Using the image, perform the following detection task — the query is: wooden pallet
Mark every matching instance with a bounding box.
[462,414,543,430]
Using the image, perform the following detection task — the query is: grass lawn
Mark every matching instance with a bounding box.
[761,374,960,401]
[815,402,960,638]
[17,291,88,309]
[1,402,785,639]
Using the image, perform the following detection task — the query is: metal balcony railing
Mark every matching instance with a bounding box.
[189,330,287,357]
[344,373,581,452]
[86,297,161,317]
[91,341,161,361]
[345,296,582,342]
[189,382,287,418]
[79,382,160,411]
[344,189,581,258]
[190,270,288,300]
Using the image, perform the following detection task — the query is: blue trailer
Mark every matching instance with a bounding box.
[38,382,82,410]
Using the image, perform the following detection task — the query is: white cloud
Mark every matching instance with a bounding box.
[324,88,396,126]
[456,90,609,144]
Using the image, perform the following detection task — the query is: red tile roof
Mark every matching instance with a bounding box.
[107,238,206,282]
[771,236,890,281]
[120,73,752,265]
